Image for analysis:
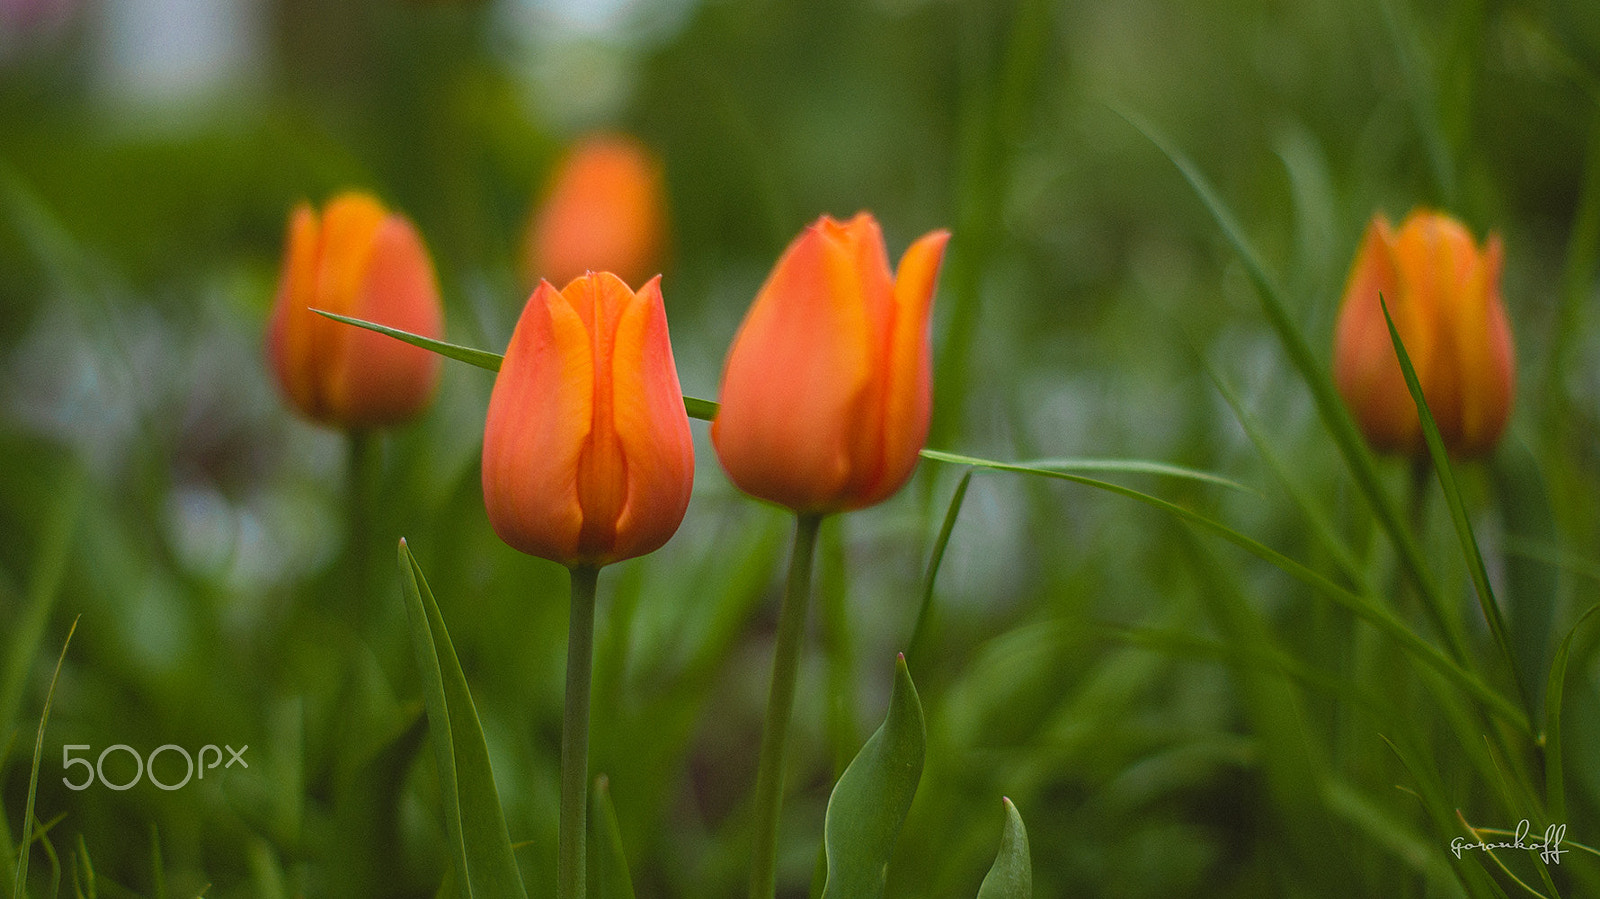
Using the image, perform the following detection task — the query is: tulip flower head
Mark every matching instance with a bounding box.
[483,272,694,566]
[522,134,667,290]
[713,213,950,513]
[267,192,445,429]
[1332,209,1515,458]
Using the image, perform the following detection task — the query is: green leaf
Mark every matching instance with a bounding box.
[1492,442,1560,716]
[313,310,505,372]
[1544,604,1600,822]
[0,463,85,754]
[821,655,926,899]
[918,447,1528,732]
[315,312,721,421]
[976,798,1031,899]
[1004,457,1256,494]
[1377,297,1527,711]
[1119,108,1467,664]
[590,776,636,899]
[13,616,77,899]
[397,540,528,899]
[907,471,973,661]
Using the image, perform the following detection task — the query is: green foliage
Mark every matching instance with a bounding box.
[821,656,925,899]
[3,0,1600,896]
[398,541,528,899]
[975,798,1030,899]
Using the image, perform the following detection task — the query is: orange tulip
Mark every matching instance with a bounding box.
[521,134,667,290]
[267,192,444,429]
[712,213,950,513]
[1333,209,1515,458]
[482,272,694,566]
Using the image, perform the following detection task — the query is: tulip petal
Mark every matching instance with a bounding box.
[713,219,874,511]
[609,276,694,562]
[482,281,592,562]
[267,203,323,416]
[1456,235,1514,454]
[336,215,445,427]
[568,273,630,560]
[1334,216,1421,452]
[857,228,948,508]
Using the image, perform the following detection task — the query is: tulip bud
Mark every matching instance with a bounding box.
[267,192,445,429]
[521,134,667,290]
[483,272,694,566]
[712,213,950,513]
[1332,209,1516,458]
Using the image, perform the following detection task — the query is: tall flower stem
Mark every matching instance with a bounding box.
[560,564,601,899]
[749,512,824,899]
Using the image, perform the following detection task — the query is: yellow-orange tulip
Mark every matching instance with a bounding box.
[712,213,950,513]
[267,192,444,429]
[521,134,667,290]
[482,272,694,566]
[1332,209,1515,458]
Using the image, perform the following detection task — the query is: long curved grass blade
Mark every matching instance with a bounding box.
[1008,457,1255,493]
[1118,108,1466,663]
[1543,604,1600,821]
[976,798,1031,899]
[310,312,722,421]
[13,616,78,899]
[313,310,504,372]
[919,447,1527,732]
[0,464,85,752]
[1493,443,1560,714]
[821,655,926,899]
[1201,356,1369,591]
[397,540,528,899]
[591,776,636,899]
[907,471,972,662]
[1378,297,1527,711]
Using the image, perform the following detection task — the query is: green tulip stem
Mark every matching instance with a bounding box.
[749,511,825,899]
[560,563,601,899]
[347,429,374,626]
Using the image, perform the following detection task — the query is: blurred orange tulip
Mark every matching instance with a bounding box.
[522,134,667,289]
[482,272,694,566]
[1333,209,1515,457]
[267,192,444,429]
[712,213,950,512]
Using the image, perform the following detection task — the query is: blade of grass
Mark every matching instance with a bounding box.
[1377,0,1458,205]
[312,312,721,421]
[1380,735,1506,897]
[1491,442,1560,716]
[1378,296,1528,712]
[313,310,504,372]
[919,447,1527,732]
[1008,457,1254,493]
[150,826,166,899]
[1202,357,1370,591]
[12,616,78,899]
[1118,108,1467,664]
[0,464,86,751]
[1543,604,1600,821]
[907,471,972,662]
[591,776,636,899]
[397,539,528,899]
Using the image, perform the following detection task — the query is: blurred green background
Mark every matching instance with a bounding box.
[5,0,1600,896]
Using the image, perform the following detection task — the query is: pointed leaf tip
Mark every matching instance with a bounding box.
[977,797,1032,899]
[821,658,926,899]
